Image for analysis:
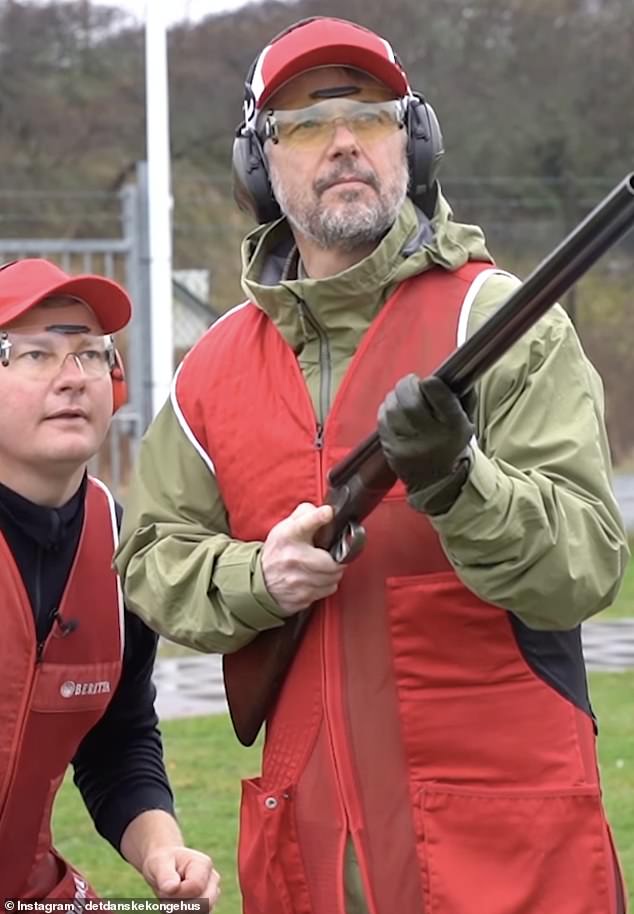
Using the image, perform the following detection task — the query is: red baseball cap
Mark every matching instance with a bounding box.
[248,17,411,112]
[0,258,131,333]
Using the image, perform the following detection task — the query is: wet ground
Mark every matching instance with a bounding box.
[153,619,634,721]
[614,475,634,531]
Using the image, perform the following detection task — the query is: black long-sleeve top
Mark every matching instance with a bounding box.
[0,475,174,852]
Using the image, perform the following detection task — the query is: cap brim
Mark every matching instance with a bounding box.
[257,45,409,109]
[5,274,131,334]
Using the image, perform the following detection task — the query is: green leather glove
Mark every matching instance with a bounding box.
[377,374,476,516]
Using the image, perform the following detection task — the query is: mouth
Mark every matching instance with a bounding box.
[324,177,369,190]
[45,409,89,421]
[317,172,377,196]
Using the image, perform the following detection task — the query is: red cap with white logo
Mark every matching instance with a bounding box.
[247,17,411,114]
[0,259,131,332]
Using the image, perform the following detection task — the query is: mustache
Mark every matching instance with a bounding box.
[314,166,379,196]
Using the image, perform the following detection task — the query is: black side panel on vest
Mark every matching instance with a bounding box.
[509,615,596,727]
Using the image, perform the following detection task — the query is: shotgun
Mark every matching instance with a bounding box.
[224,172,634,747]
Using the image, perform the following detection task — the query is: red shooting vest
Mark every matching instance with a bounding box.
[0,478,123,901]
[175,264,624,914]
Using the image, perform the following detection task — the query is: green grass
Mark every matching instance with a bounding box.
[52,674,634,910]
[591,672,634,890]
[53,714,259,912]
[594,554,634,620]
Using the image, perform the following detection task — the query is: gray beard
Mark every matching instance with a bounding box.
[270,162,409,253]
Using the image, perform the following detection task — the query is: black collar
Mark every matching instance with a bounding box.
[0,474,86,550]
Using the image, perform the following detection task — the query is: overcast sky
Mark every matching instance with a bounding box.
[112,0,256,24]
[31,0,257,25]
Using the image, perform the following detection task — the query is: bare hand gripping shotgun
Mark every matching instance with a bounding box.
[224,173,634,747]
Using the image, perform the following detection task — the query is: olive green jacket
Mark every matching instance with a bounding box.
[115,193,629,653]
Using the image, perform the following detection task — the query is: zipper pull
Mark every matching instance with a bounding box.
[314,423,324,450]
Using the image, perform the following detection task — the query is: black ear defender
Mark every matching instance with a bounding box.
[232,90,444,224]
[232,119,281,225]
[232,20,321,225]
[405,93,445,217]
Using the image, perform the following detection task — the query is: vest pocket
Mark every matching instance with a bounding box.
[414,783,615,914]
[239,777,311,914]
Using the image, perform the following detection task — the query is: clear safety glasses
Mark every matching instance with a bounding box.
[261,98,405,151]
[0,330,115,381]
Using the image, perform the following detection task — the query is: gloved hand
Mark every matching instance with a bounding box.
[377,374,476,515]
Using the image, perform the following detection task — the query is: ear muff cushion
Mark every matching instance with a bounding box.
[232,130,281,224]
[406,95,444,212]
[111,350,128,414]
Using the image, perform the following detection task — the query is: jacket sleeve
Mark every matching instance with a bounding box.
[431,271,629,629]
[115,400,286,654]
[72,609,174,852]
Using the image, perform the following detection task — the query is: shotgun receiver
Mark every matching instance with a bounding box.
[224,173,634,747]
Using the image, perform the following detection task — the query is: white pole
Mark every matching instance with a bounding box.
[145,3,174,417]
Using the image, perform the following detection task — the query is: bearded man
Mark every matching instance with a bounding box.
[116,17,628,914]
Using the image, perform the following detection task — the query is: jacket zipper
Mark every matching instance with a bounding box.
[296,299,359,890]
[297,298,332,443]
[34,547,46,659]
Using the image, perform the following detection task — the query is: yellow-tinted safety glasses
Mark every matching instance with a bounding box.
[261,98,405,151]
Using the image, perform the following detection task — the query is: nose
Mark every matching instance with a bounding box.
[53,352,86,389]
[327,120,361,157]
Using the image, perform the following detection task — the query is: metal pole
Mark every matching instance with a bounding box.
[134,161,154,432]
[145,4,174,417]
[121,180,143,431]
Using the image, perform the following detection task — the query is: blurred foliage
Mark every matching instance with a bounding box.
[1,0,634,457]
[3,0,632,188]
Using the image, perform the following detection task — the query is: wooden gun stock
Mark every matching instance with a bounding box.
[223,173,634,747]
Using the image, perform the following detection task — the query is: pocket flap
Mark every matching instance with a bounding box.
[416,784,613,914]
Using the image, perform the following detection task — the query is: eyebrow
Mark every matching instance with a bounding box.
[8,329,106,346]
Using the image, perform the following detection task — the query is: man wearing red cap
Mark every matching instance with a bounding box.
[0,259,220,905]
[117,17,627,914]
